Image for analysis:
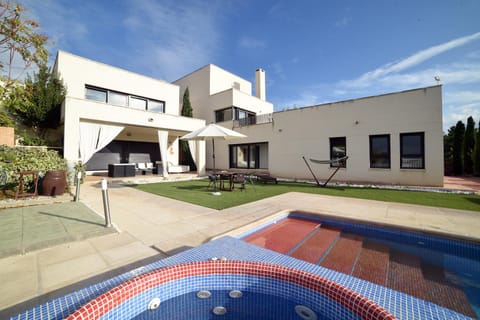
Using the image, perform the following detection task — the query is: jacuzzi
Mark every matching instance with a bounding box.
[66,260,394,320]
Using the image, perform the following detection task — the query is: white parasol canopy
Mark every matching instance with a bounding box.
[181,123,247,141]
[180,123,246,194]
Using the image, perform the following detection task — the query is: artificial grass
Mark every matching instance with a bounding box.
[132,179,480,211]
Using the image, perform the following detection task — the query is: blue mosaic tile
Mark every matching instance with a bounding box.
[100,276,360,320]
[9,236,475,320]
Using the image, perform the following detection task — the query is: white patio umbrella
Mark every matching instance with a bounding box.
[180,123,246,195]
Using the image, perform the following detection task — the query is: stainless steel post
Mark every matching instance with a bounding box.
[75,171,81,202]
[101,178,112,228]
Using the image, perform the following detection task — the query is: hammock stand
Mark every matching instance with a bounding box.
[302,156,349,187]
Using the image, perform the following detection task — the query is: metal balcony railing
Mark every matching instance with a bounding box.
[233,113,273,128]
[401,158,424,169]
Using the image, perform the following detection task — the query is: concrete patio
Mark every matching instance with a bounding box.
[0,175,479,318]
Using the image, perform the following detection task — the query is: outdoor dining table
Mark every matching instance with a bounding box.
[214,171,235,191]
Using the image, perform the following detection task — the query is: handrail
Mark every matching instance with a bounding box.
[233,113,273,128]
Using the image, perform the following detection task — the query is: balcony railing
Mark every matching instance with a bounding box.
[401,158,424,169]
[233,113,273,128]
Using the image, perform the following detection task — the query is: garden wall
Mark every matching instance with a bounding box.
[0,127,14,146]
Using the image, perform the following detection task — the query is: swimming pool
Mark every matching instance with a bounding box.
[8,213,478,320]
[238,212,480,318]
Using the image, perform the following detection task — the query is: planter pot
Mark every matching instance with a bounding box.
[41,170,67,196]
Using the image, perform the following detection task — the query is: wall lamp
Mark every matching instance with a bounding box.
[148,118,154,122]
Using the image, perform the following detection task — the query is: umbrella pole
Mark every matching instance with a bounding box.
[212,139,220,195]
[212,139,216,174]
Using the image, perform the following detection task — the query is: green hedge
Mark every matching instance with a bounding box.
[0,145,67,189]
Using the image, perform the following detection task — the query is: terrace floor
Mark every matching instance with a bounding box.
[0,174,479,318]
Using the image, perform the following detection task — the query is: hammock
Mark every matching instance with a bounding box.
[302,156,349,187]
[309,156,349,165]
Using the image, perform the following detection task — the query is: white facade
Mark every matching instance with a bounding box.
[174,64,273,123]
[54,51,443,186]
[234,86,444,186]
[54,51,206,174]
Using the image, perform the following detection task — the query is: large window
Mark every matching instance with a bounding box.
[369,134,390,168]
[129,96,147,110]
[215,107,255,124]
[229,142,268,169]
[400,132,425,169]
[215,107,233,122]
[108,91,128,106]
[329,137,347,168]
[85,85,165,113]
[148,100,165,113]
[85,87,107,102]
[235,108,256,126]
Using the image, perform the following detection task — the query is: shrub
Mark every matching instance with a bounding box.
[0,145,67,195]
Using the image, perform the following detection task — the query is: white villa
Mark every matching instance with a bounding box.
[54,51,444,187]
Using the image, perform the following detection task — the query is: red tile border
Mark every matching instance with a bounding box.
[66,260,396,320]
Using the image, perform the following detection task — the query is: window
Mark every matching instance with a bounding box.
[235,108,256,126]
[232,145,250,168]
[215,108,233,122]
[129,96,147,110]
[215,107,256,124]
[108,91,128,106]
[369,134,390,168]
[148,100,164,113]
[229,142,268,169]
[85,86,107,103]
[329,137,346,168]
[84,85,165,113]
[400,132,424,169]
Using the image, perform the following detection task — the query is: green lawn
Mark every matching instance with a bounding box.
[132,179,480,211]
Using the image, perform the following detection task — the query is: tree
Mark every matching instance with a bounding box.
[5,64,66,139]
[474,120,480,176]
[452,120,465,175]
[464,116,475,175]
[181,87,193,117]
[0,1,49,99]
[0,106,13,126]
[180,87,194,166]
[443,125,455,175]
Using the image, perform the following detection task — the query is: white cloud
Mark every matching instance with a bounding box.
[443,90,480,130]
[271,62,286,81]
[123,0,222,80]
[444,90,480,105]
[355,62,480,90]
[335,16,351,28]
[18,0,89,57]
[443,102,480,130]
[276,91,326,111]
[343,31,480,88]
[238,37,266,49]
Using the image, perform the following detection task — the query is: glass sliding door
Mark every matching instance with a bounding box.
[229,143,267,169]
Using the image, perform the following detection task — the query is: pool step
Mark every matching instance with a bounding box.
[243,218,319,254]
[320,233,363,275]
[242,220,476,318]
[289,227,342,264]
[352,241,390,286]
[421,264,476,318]
[387,251,429,300]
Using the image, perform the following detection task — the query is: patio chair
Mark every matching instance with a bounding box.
[231,173,246,191]
[136,162,153,175]
[207,174,217,189]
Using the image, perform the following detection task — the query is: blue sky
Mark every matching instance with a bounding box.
[19,0,480,131]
